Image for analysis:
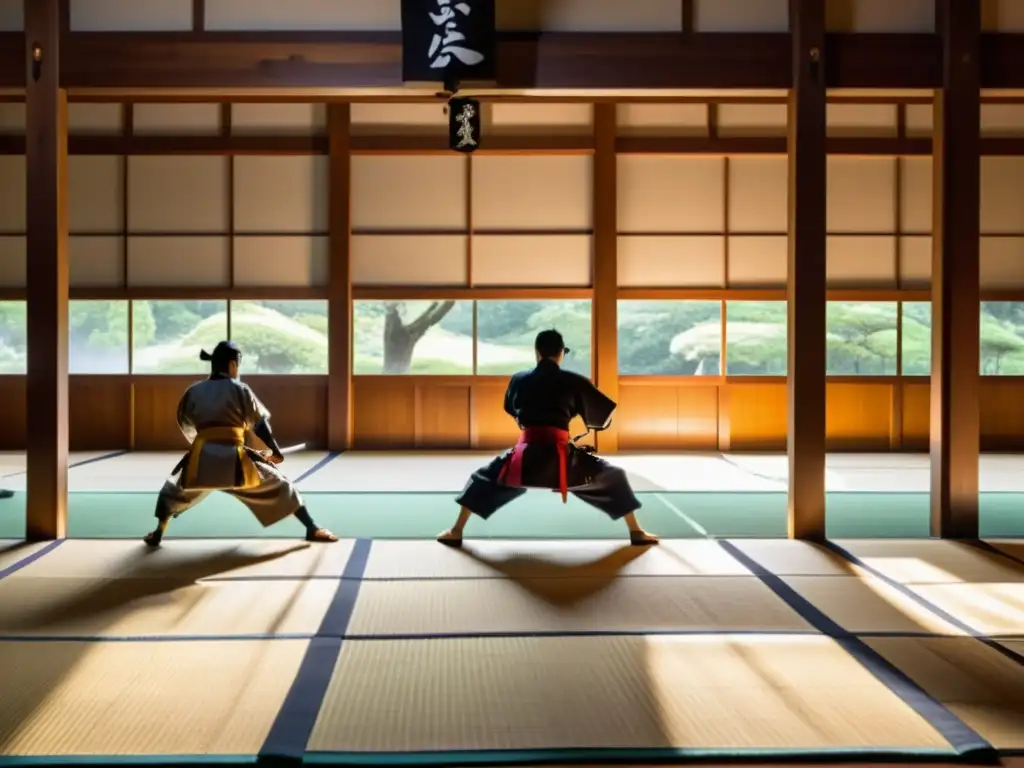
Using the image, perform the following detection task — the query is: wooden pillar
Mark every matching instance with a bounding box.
[931,0,981,538]
[24,0,69,540]
[592,103,619,453]
[327,104,353,451]
[786,0,827,540]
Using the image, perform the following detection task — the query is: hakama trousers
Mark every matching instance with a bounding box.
[155,456,304,528]
[456,446,641,520]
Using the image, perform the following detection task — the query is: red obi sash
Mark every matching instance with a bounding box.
[498,426,570,503]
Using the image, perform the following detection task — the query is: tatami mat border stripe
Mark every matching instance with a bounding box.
[1,450,128,479]
[822,540,1024,671]
[258,537,372,763]
[718,540,996,758]
[0,540,64,580]
[961,539,1024,570]
[0,756,256,766]
[293,452,341,484]
[304,746,974,766]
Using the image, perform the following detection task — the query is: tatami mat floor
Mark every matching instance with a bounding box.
[2,537,1024,764]
[4,450,1024,493]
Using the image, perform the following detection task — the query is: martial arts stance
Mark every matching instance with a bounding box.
[439,329,658,547]
[143,341,337,547]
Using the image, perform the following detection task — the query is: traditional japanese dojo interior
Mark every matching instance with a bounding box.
[3,0,1024,765]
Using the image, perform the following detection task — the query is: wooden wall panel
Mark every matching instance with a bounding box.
[616,383,718,450]
[245,376,328,449]
[472,381,519,451]
[901,381,930,450]
[353,377,416,449]
[725,383,787,451]
[980,378,1024,451]
[132,377,193,450]
[416,385,471,449]
[69,377,131,450]
[826,382,892,450]
[0,376,25,450]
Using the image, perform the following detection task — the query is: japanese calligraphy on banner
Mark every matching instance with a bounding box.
[401,0,496,85]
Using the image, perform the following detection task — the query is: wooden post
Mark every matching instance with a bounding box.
[931,0,981,538]
[24,0,69,540]
[786,0,827,540]
[592,103,619,453]
[327,104,353,451]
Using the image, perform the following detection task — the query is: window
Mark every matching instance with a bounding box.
[618,300,721,375]
[353,300,473,374]
[69,300,129,374]
[981,302,1024,375]
[0,301,26,374]
[476,300,592,376]
[229,300,328,374]
[826,302,898,375]
[901,302,931,375]
[725,301,787,375]
[131,300,228,374]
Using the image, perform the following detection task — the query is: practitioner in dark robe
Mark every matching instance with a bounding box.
[143,341,337,547]
[438,329,658,547]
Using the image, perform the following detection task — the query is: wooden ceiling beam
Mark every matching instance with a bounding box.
[0,31,1021,91]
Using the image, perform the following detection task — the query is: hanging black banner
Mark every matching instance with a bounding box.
[448,97,481,153]
[401,0,496,86]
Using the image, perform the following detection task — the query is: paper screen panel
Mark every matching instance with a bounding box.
[127,237,231,286]
[233,236,328,287]
[489,103,594,135]
[68,156,123,234]
[132,104,222,135]
[472,235,592,286]
[618,235,724,287]
[70,0,193,30]
[497,0,683,31]
[983,0,1024,30]
[616,104,708,137]
[981,157,1024,234]
[351,235,468,286]
[728,156,788,233]
[0,236,25,287]
[826,103,898,137]
[0,155,25,233]
[68,103,124,135]
[128,156,229,233]
[350,103,448,135]
[618,156,724,233]
[900,157,932,234]
[827,236,898,288]
[827,0,934,31]
[827,157,896,233]
[693,0,788,31]
[899,236,931,288]
[70,236,124,287]
[351,155,466,230]
[904,104,933,138]
[728,236,787,287]
[473,156,592,231]
[981,237,1024,289]
[234,156,328,233]
[204,0,400,30]
[717,104,788,137]
[231,104,327,135]
[981,105,1024,137]
[0,103,24,134]
[0,0,22,30]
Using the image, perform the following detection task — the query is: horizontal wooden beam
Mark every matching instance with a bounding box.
[0,31,1021,90]
[1,133,1023,156]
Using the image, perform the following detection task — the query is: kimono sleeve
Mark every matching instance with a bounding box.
[176,389,197,444]
[576,379,617,430]
[239,383,271,428]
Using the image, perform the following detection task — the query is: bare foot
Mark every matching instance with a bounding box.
[629,530,660,546]
[436,529,463,547]
[306,528,339,543]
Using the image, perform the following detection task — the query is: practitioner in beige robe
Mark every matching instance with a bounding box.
[143,341,337,547]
